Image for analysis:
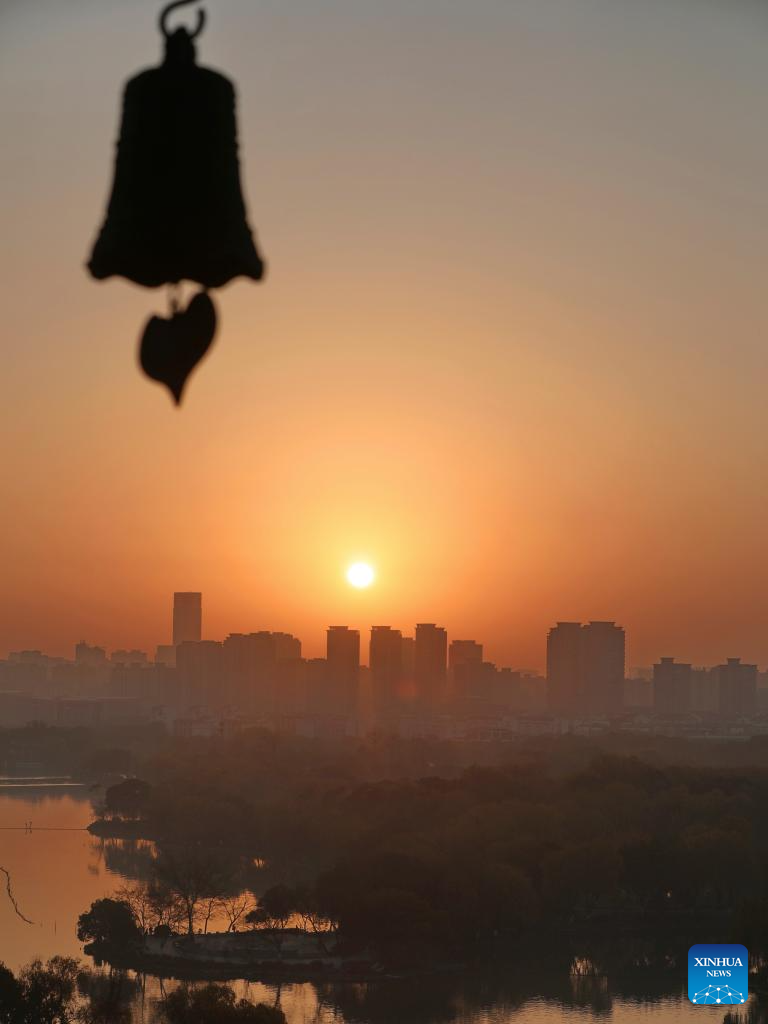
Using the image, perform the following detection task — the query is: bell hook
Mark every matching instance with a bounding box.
[159,0,207,40]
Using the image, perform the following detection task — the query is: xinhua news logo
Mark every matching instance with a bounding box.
[688,944,748,1005]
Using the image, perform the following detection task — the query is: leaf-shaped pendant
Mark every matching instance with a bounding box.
[139,291,217,404]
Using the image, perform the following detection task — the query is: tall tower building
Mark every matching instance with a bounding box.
[581,621,625,714]
[173,592,202,647]
[326,626,360,716]
[414,623,447,706]
[369,626,403,717]
[546,622,582,715]
[546,621,625,716]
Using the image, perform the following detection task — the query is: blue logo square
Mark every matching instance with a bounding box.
[688,944,748,1005]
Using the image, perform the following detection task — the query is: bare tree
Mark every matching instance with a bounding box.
[217,892,255,933]
[198,895,220,935]
[153,850,230,937]
[113,881,184,936]
[147,883,186,934]
[114,883,154,936]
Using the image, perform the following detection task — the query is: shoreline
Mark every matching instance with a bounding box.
[85,939,411,983]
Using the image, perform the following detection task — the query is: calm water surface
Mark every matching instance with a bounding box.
[0,790,741,1023]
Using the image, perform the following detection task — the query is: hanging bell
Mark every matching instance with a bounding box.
[88,2,264,289]
[86,2,266,404]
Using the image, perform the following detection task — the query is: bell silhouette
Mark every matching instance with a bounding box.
[88,4,264,289]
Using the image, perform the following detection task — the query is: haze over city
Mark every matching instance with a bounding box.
[3,590,767,739]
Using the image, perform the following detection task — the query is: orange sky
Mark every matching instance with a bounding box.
[2,0,768,670]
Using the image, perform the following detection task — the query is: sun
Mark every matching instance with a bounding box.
[346,562,375,589]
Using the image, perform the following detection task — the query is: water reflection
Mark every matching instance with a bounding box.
[77,968,142,1024]
[81,967,737,1024]
[0,789,750,1024]
[91,838,158,882]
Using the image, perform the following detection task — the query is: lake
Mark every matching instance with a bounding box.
[0,789,742,1023]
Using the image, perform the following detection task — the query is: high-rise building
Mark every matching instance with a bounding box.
[546,621,625,716]
[326,626,360,715]
[272,632,302,661]
[716,658,757,716]
[223,631,301,713]
[581,622,625,714]
[414,624,448,705]
[449,640,484,701]
[176,640,223,709]
[173,592,202,647]
[546,622,582,715]
[72,643,110,693]
[155,644,177,668]
[369,626,403,717]
[653,657,692,714]
[401,636,415,677]
[304,658,329,714]
[449,640,483,671]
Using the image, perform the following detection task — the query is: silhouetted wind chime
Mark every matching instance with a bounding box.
[87,0,265,404]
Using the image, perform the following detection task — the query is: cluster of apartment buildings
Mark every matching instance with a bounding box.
[0,594,545,734]
[0,597,766,739]
[172,620,544,727]
[546,621,765,718]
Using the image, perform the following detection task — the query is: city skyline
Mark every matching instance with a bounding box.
[6,594,768,677]
[4,596,767,733]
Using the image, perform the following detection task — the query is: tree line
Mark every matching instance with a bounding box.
[89,745,768,966]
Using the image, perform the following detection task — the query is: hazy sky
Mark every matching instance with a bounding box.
[2,0,768,669]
